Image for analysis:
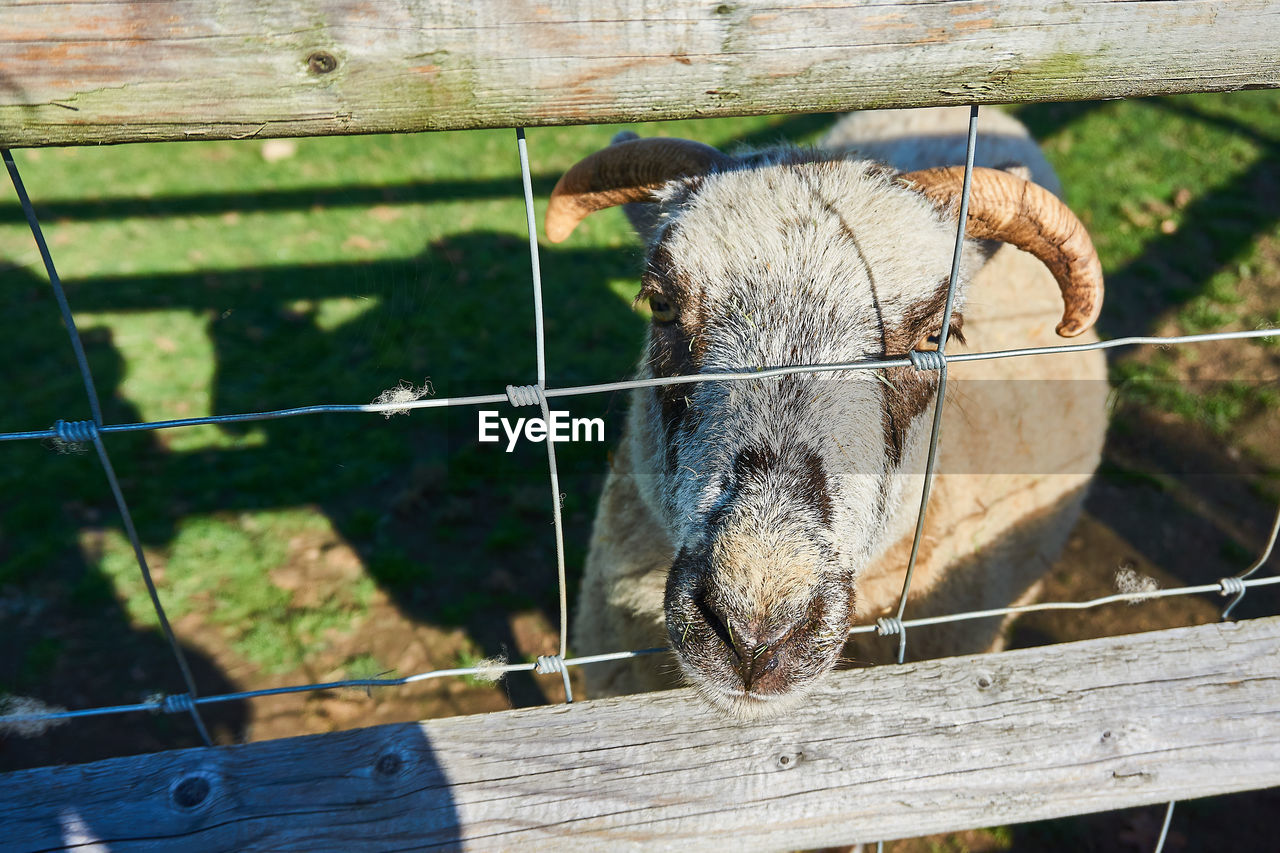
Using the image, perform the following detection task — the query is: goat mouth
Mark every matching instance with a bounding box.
[686,675,815,720]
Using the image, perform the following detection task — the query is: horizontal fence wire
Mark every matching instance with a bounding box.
[4,572,1279,729]
[2,328,1278,445]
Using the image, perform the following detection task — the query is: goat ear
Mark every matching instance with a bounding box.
[609,132,666,244]
[621,200,665,246]
[622,174,709,245]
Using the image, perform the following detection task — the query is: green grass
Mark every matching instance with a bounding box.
[88,511,374,672]
[1111,357,1279,436]
[341,653,390,681]
[1016,92,1280,439]
[1,94,1278,711]
[0,112,834,698]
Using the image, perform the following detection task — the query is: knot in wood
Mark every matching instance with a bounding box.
[170,774,211,810]
[375,751,403,778]
[307,51,338,74]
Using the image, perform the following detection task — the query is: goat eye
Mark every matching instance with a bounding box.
[649,297,678,323]
[918,332,942,352]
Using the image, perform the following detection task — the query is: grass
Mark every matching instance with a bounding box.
[82,510,374,672]
[1,93,1278,786]
[1014,92,1280,455]
[1111,356,1279,436]
[341,653,390,681]
[0,112,835,705]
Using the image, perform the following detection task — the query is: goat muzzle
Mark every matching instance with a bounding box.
[667,566,842,706]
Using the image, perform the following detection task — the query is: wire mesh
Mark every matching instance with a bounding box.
[2,109,1278,850]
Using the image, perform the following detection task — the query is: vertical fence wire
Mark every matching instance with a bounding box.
[1222,502,1280,619]
[887,104,981,665]
[515,128,573,702]
[2,148,213,746]
[1154,801,1177,853]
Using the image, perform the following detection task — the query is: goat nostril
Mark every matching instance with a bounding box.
[694,595,743,661]
[682,591,832,692]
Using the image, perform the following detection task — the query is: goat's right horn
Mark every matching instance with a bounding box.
[545,136,733,243]
[898,166,1104,337]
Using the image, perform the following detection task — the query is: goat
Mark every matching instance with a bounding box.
[546,107,1109,718]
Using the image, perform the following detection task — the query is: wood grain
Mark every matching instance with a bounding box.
[2,0,1279,147]
[4,615,1278,851]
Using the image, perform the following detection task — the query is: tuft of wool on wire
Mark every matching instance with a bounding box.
[1115,565,1161,603]
[372,379,435,418]
[0,695,68,738]
[470,653,509,683]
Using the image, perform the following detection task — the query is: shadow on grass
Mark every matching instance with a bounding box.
[0,175,563,224]
[716,111,841,150]
[0,316,246,772]
[1096,151,1280,336]
[1013,99,1105,142]
[1019,96,1280,338]
[0,114,856,227]
[1,228,645,770]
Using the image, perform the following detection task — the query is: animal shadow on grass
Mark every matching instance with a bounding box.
[1,227,644,772]
[0,282,245,772]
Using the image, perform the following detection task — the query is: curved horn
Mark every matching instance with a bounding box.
[898,166,1103,337]
[545,136,733,243]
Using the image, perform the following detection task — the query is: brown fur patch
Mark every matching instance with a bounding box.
[641,235,708,463]
[726,443,834,530]
[878,277,966,465]
[797,449,835,527]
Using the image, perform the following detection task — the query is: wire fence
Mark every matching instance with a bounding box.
[3,105,1279,849]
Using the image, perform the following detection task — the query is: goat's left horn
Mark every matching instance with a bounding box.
[897,166,1103,337]
[545,136,733,243]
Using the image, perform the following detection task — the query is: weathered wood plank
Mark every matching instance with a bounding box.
[2,0,1279,147]
[3,616,1278,851]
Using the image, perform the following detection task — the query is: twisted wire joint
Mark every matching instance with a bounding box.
[876,616,904,637]
[506,384,545,407]
[1219,576,1246,597]
[908,350,946,372]
[53,419,99,443]
[160,693,196,714]
[534,654,567,675]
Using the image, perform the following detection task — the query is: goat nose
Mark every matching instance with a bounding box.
[696,600,796,690]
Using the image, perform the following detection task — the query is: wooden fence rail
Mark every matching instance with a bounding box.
[4,615,1278,851]
[3,0,1280,148]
